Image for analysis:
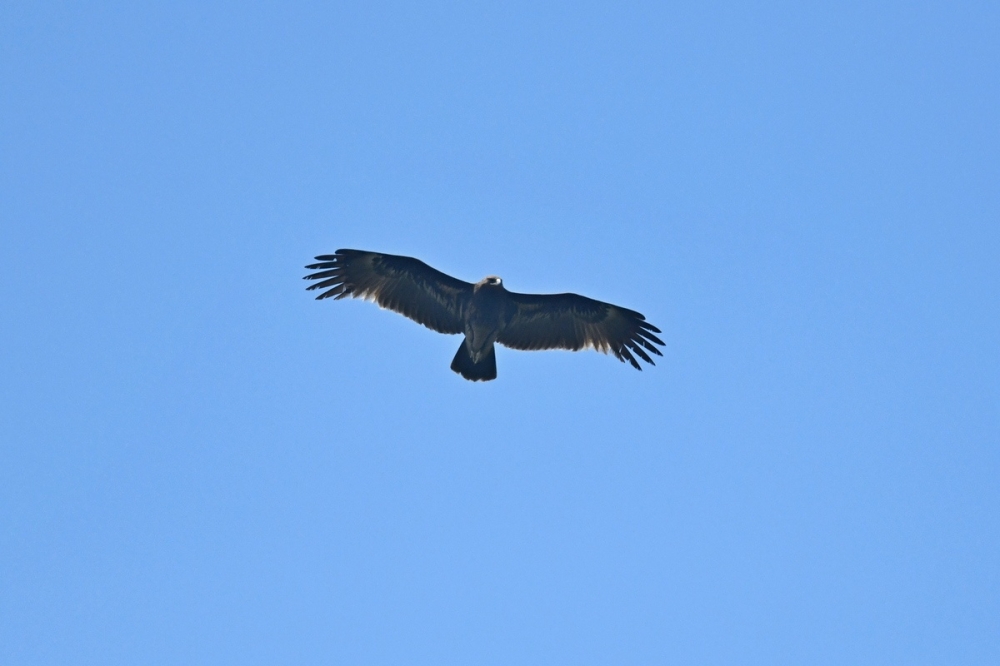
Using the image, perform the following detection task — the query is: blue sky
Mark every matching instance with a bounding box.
[2,1,998,663]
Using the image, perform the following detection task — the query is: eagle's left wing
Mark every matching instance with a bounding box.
[496,291,664,369]
[304,249,472,334]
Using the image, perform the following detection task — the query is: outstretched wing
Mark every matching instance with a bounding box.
[497,291,664,370]
[304,249,472,334]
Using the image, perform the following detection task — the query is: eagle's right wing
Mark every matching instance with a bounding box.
[304,249,471,335]
[497,291,664,369]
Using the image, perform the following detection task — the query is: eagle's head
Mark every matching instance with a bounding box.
[476,275,504,291]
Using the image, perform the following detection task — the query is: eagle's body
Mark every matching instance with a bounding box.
[304,249,663,381]
[453,277,509,380]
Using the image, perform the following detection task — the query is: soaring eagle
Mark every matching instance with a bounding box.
[304,249,664,381]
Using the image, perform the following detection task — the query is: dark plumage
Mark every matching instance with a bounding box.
[304,249,664,381]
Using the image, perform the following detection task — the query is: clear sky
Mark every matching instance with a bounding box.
[2,1,998,664]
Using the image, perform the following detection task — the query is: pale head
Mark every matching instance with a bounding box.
[475,275,504,290]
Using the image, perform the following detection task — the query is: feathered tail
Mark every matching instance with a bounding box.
[450,341,497,382]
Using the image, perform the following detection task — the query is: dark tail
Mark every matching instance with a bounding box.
[450,341,497,382]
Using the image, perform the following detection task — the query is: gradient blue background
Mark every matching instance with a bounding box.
[2,1,998,663]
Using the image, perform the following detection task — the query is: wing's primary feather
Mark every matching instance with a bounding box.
[497,292,664,370]
[304,249,471,334]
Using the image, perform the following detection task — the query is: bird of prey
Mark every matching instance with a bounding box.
[304,249,664,381]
